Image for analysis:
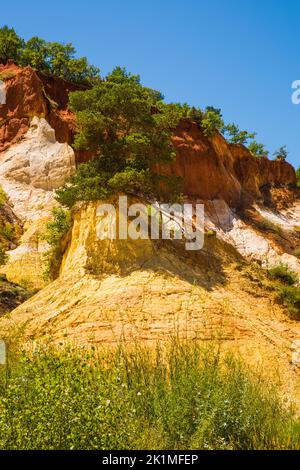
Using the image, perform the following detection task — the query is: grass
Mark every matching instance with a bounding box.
[268,264,299,286]
[0,71,17,81]
[258,218,283,237]
[267,264,300,319]
[0,340,299,450]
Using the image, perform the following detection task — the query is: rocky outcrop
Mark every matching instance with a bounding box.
[1,200,300,404]
[0,66,297,211]
[0,116,75,221]
[0,63,85,154]
[0,117,75,288]
[158,120,297,208]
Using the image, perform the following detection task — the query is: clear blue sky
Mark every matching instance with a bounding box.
[1,0,300,168]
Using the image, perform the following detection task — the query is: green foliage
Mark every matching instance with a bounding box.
[0,26,24,64]
[273,146,288,161]
[57,68,185,207]
[258,218,283,236]
[0,222,15,242]
[0,25,100,84]
[296,167,300,187]
[0,341,299,450]
[277,285,300,320]
[201,106,224,137]
[0,246,7,266]
[0,186,7,208]
[248,140,269,158]
[268,264,300,319]
[223,123,256,145]
[268,264,299,286]
[42,208,71,280]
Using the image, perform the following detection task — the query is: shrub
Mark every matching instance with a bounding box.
[0,341,299,450]
[268,264,299,286]
[296,167,300,188]
[223,123,256,145]
[258,218,283,237]
[42,208,71,280]
[273,146,288,161]
[248,140,269,158]
[201,106,224,137]
[0,245,7,266]
[277,285,300,320]
[0,186,7,207]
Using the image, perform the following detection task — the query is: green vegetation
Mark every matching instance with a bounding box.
[248,140,269,158]
[56,68,185,207]
[296,167,300,187]
[0,247,7,266]
[268,264,299,286]
[273,146,288,161]
[42,208,71,280]
[277,285,300,320]
[0,26,100,84]
[0,340,299,450]
[258,218,283,236]
[0,186,7,208]
[201,106,224,137]
[268,264,300,319]
[223,123,256,145]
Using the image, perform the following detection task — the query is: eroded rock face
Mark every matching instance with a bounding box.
[0,116,75,221]
[203,198,300,277]
[0,63,86,155]
[158,120,297,208]
[0,117,75,288]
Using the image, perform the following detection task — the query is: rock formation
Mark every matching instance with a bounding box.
[0,63,299,403]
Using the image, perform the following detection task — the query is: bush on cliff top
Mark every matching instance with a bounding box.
[0,26,100,84]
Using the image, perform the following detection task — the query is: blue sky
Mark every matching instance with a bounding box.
[1,0,299,168]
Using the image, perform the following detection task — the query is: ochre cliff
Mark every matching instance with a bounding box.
[159,119,296,208]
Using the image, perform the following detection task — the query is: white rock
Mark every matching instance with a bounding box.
[0,116,75,221]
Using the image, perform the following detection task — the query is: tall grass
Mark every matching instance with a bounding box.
[0,340,299,450]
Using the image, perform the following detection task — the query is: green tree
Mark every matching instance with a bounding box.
[0,26,24,64]
[223,123,256,145]
[296,167,300,187]
[0,25,100,84]
[201,106,224,137]
[56,67,184,207]
[248,140,269,158]
[273,145,288,161]
[19,36,49,73]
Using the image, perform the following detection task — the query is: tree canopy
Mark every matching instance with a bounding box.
[0,26,100,84]
[56,67,185,207]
